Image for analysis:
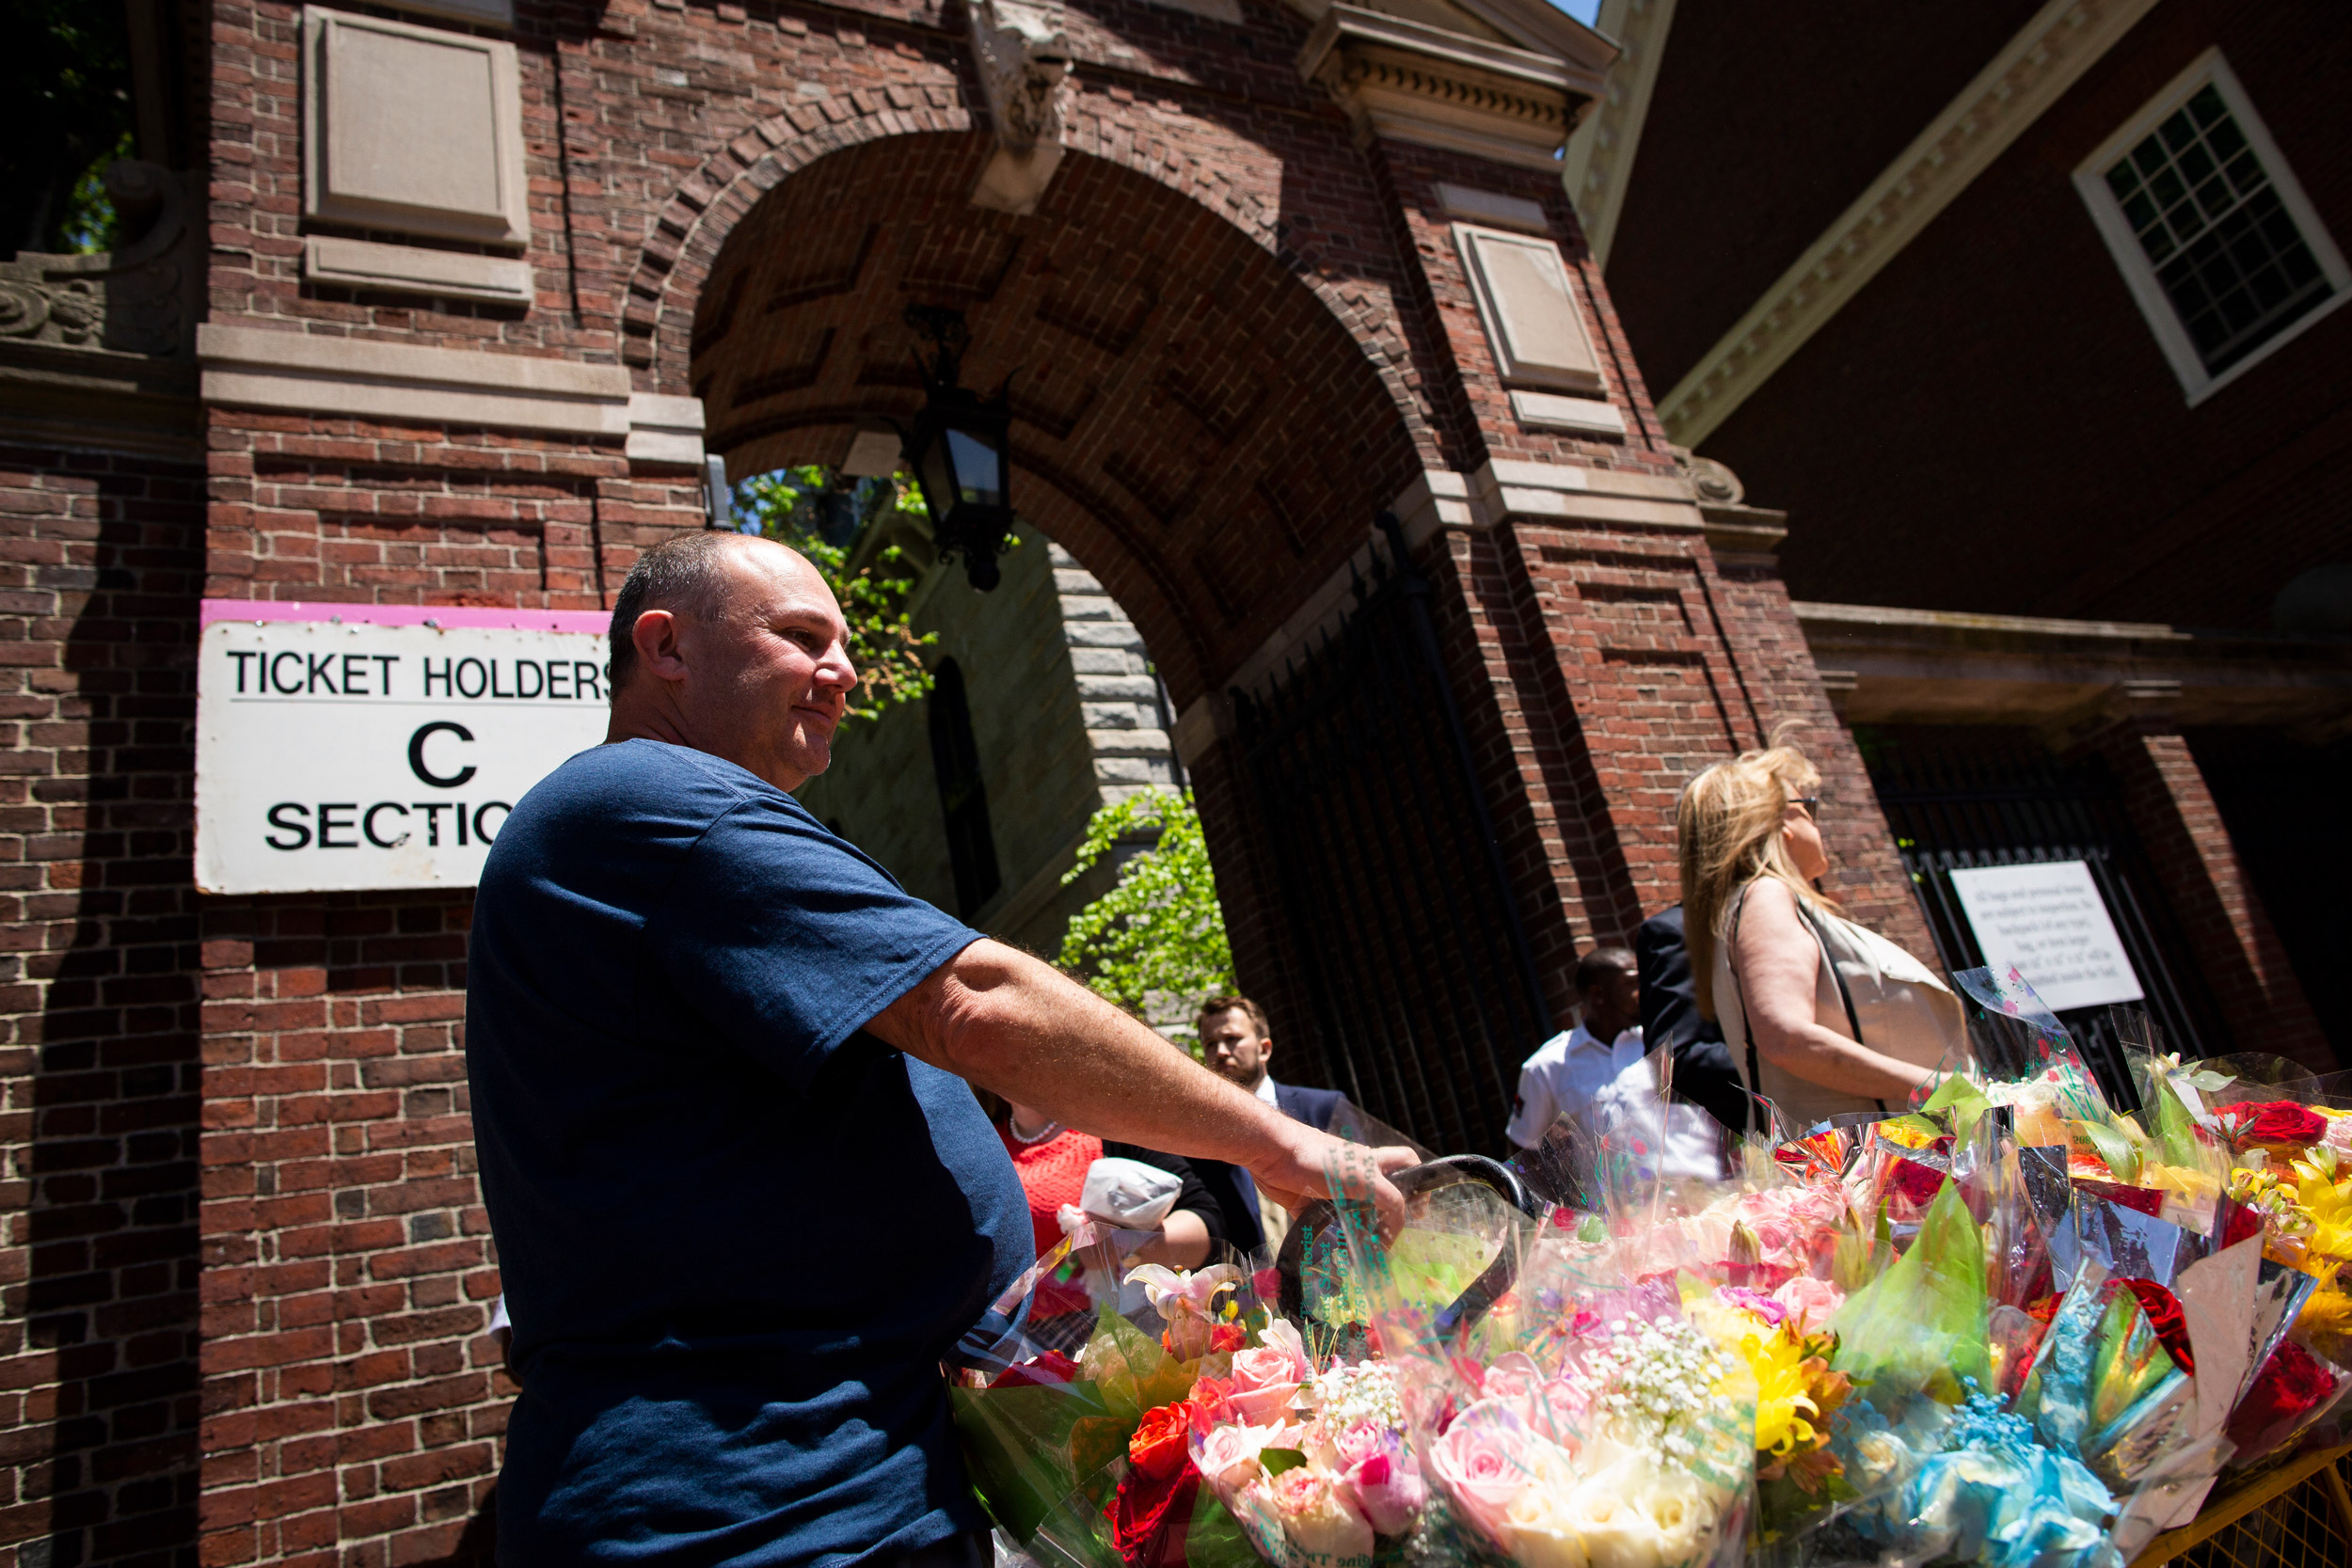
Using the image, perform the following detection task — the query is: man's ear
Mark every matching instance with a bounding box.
[1258,1035,1274,1072]
[630,608,687,681]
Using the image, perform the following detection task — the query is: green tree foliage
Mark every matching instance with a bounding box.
[1057,788,1235,1038]
[2,5,133,255]
[733,467,938,722]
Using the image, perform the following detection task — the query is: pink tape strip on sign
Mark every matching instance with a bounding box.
[200,599,611,634]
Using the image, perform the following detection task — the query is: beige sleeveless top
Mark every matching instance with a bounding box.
[1712,882,1971,1129]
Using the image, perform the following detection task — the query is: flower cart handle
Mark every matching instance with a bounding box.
[1389,1153,1536,1212]
[1275,1153,1539,1340]
[1392,1156,1538,1341]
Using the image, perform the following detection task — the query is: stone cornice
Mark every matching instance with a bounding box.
[1298,5,1609,171]
[1656,0,2162,448]
[1562,0,1677,269]
[1280,0,1617,71]
[1794,599,2352,733]
[196,324,706,463]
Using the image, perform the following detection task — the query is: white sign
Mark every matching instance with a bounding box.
[1947,860,2146,1012]
[196,602,611,894]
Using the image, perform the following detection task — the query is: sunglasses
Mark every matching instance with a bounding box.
[1789,796,1820,821]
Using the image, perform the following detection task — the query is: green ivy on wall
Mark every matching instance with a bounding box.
[1057,787,1235,1044]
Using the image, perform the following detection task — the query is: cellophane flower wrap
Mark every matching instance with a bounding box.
[964,973,2352,1568]
[1318,1142,1760,1568]
[1190,1340,1425,1568]
[950,1231,1270,1568]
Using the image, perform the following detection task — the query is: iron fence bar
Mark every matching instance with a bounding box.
[1233,515,1555,1154]
[1365,619,1529,1139]
[1319,596,1490,1148]
[1281,665,1432,1137]
[1238,684,1369,1114]
[1264,632,1433,1137]
[1380,512,1556,1053]
[1267,721,1382,1112]
[1343,620,1494,1145]
[1871,736,2225,1094]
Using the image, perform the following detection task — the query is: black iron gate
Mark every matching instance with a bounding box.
[1233,515,1553,1154]
[1864,730,2225,1104]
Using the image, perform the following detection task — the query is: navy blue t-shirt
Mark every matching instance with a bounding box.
[466,739,1028,1566]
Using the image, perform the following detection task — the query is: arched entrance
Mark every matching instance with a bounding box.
[682,131,1547,1148]
[683,130,1425,710]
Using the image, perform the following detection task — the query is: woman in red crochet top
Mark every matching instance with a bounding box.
[995,1099,1222,1267]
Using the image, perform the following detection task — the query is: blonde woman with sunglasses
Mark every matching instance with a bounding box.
[1677,741,1969,1129]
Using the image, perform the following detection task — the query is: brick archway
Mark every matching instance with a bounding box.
[681,130,1431,707]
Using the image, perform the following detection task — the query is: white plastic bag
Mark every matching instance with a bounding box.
[1077,1156,1183,1228]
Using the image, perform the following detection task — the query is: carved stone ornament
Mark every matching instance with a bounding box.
[0,161,202,358]
[1679,453,1745,507]
[967,0,1073,215]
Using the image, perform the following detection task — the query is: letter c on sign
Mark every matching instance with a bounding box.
[408,721,478,788]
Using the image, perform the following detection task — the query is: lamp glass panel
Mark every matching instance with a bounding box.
[946,428,1002,508]
[914,431,957,524]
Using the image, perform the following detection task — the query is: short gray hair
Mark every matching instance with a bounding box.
[608,531,751,692]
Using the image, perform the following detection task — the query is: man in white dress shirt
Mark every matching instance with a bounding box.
[1506,946,1723,1179]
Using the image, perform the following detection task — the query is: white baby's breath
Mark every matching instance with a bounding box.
[1309,1360,1405,1432]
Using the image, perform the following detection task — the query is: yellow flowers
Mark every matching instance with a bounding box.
[2289,1150,2352,1285]
[1690,1296,1851,1469]
[1744,1322,1823,1459]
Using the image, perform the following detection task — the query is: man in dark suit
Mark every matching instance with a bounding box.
[1635,907,1749,1136]
[1189,994,1348,1253]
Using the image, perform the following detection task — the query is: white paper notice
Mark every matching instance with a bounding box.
[196,601,611,894]
[1947,860,2145,1012]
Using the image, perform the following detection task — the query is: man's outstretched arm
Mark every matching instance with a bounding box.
[866,939,1410,1230]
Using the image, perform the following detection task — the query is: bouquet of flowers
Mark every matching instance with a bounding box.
[1191,1347,1427,1565]
[1311,1146,1760,1568]
[959,969,2352,1568]
[951,1238,1273,1568]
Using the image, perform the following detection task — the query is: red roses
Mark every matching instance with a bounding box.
[1108,1400,1204,1568]
[2116,1277,2195,1375]
[1127,1400,1198,1481]
[2220,1101,2328,1149]
[2226,1339,2340,1462]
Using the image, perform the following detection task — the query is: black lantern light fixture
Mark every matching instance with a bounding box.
[902,305,1017,592]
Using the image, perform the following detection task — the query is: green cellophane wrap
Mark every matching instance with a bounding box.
[1829,1177,1991,1410]
[951,1375,1120,1544]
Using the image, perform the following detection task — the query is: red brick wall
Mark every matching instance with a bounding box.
[0,442,205,1568]
[1417,518,1932,1026]
[200,413,680,610]
[2094,726,2334,1070]
[187,404,698,1568]
[1702,551,1932,956]
[195,890,501,1568]
[1674,2,2352,630]
[1365,138,1682,472]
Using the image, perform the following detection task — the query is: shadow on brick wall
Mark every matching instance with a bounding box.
[7,450,206,1568]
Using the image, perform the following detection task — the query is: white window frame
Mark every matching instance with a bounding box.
[2073,48,2349,406]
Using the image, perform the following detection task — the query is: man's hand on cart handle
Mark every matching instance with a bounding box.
[1248,1134,1417,1238]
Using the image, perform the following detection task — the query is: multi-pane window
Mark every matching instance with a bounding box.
[2076,53,2346,403]
[2104,85,2328,375]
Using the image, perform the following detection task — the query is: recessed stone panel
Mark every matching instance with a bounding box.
[302,8,529,247]
[1454,223,1602,392]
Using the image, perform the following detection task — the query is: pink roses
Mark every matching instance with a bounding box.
[1203,1319,1310,1424]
